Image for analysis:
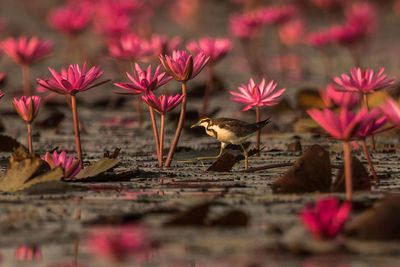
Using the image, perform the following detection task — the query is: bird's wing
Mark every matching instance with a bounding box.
[213,118,257,137]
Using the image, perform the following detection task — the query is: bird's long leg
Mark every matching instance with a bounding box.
[177,143,227,164]
[240,144,248,170]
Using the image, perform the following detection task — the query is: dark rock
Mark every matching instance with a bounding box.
[331,157,371,193]
[272,144,331,194]
[345,194,400,240]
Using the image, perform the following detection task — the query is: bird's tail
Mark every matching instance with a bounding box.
[255,117,271,130]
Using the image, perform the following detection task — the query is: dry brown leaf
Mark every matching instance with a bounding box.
[75,158,119,180]
[0,147,64,192]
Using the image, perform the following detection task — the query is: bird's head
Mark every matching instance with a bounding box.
[191,117,212,128]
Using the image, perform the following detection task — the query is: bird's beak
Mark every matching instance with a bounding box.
[191,122,200,128]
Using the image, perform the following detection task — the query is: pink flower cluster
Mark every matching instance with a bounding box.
[43,151,81,179]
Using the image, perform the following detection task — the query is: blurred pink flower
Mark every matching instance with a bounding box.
[381,98,400,128]
[334,67,395,94]
[229,13,264,40]
[0,90,4,99]
[148,34,181,57]
[13,96,41,123]
[278,18,304,46]
[259,5,298,25]
[186,37,232,64]
[86,225,151,263]
[319,84,360,109]
[43,151,81,179]
[356,108,387,139]
[15,246,42,261]
[37,62,107,95]
[308,28,335,48]
[114,63,172,95]
[299,198,351,240]
[332,2,377,46]
[142,90,184,114]
[97,0,142,17]
[1,36,53,65]
[307,108,368,140]
[230,78,286,111]
[160,50,210,82]
[108,33,153,61]
[93,8,131,40]
[48,4,91,36]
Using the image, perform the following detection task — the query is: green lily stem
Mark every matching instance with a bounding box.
[361,139,379,183]
[256,106,260,157]
[160,114,165,167]
[165,82,187,167]
[343,141,353,201]
[27,122,33,154]
[22,64,31,96]
[149,106,161,167]
[71,94,83,168]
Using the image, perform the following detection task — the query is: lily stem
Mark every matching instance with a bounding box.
[27,122,32,154]
[361,139,379,183]
[71,94,83,168]
[343,141,353,201]
[256,106,260,157]
[149,106,161,167]
[160,114,165,167]
[165,82,187,167]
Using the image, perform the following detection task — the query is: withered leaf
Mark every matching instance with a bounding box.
[0,135,26,152]
[0,148,64,192]
[331,157,371,192]
[272,144,331,194]
[345,194,400,240]
[164,202,209,226]
[75,158,119,180]
[207,152,236,172]
[296,89,325,110]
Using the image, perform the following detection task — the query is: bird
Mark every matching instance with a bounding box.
[190,117,270,169]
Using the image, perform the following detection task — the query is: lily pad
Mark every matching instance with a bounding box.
[75,158,119,180]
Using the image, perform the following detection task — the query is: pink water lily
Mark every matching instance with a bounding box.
[13,96,41,123]
[108,33,153,61]
[160,50,210,82]
[186,37,232,64]
[148,34,181,57]
[308,108,370,200]
[230,78,286,111]
[43,151,81,179]
[319,84,360,109]
[13,96,41,154]
[310,0,343,10]
[356,108,388,139]
[300,198,351,240]
[381,97,400,128]
[1,36,53,65]
[37,62,107,95]
[308,28,335,48]
[15,246,42,261]
[48,4,91,36]
[86,225,151,263]
[114,63,172,95]
[37,63,108,168]
[229,12,264,40]
[334,67,395,94]
[142,90,184,115]
[0,90,4,99]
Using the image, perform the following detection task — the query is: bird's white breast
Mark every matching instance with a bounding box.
[207,125,246,144]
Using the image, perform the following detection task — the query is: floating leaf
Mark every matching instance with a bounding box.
[75,158,119,180]
[210,210,249,227]
[164,202,209,226]
[0,147,64,192]
[35,110,65,129]
[331,157,371,193]
[207,153,236,172]
[272,144,331,194]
